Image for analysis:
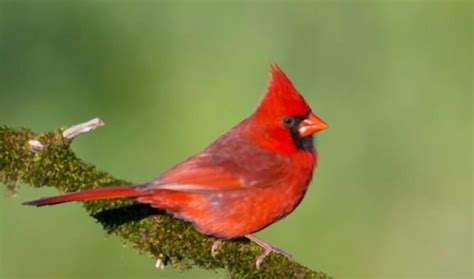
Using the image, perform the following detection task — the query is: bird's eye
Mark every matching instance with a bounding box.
[282,117,295,127]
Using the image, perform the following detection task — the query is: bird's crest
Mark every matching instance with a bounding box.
[255,65,311,118]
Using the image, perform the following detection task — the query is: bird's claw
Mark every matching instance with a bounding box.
[254,243,293,269]
[268,245,293,260]
[255,248,271,269]
[211,239,222,257]
[246,234,292,269]
[212,236,292,268]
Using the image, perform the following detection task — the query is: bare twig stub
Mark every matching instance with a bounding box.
[28,140,44,153]
[27,118,105,153]
[155,259,165,270]
[62,118,105,139]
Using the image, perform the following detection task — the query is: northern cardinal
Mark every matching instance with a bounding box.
[24,65,328,268]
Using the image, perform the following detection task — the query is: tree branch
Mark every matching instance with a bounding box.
[0,120,331,279]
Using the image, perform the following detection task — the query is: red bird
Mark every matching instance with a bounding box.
[24,65,328,268]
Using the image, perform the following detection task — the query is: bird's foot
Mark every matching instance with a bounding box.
[211,239,222,257]
[245,234,293,269]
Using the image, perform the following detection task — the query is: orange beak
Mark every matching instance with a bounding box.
[298,112,328,137]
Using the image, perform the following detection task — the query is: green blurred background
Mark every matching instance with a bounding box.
[0,1,471,278]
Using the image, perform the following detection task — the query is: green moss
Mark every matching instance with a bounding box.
[0,126,331,279]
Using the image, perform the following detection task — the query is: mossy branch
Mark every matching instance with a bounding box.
[0,121,331,279]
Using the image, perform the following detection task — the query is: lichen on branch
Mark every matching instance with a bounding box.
[0,123,330,279]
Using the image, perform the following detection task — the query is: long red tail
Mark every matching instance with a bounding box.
[23,186,144,207]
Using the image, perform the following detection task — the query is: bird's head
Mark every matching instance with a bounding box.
[247,65,328,154]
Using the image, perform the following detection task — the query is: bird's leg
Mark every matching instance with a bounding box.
[211,239,222,257]
[245,234,293,269]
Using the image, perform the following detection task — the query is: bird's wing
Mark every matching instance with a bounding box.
[146,138,289,193]
[154,166,245,191]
